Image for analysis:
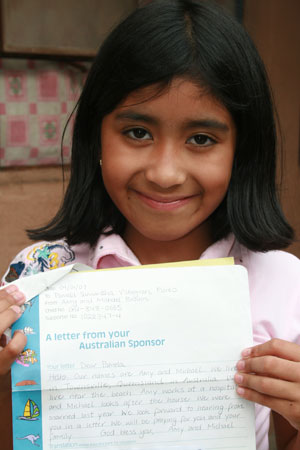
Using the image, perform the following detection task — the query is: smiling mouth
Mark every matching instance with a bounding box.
[134,190,194,211]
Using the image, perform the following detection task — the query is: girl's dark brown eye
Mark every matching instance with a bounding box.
[125,127,152,140]
[187,134,215,146]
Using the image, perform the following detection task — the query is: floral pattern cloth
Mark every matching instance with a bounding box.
[0,58,89,167]
[2,240,75,284]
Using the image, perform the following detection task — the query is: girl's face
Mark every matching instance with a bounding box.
[101,78,236,247]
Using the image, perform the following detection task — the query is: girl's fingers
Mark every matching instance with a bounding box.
[0,285,26,313]
[0,333,7,347]
[234,372,299,402]
[0,286,27,375]
[236,387,300,431]
[236,340,300,431]
[242,339,300,363]
[236,356,300,383]
[0,330,27,376]
[0,306,23,336]
[236,386,281,410]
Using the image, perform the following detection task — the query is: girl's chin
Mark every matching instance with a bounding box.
[125,222,209,244]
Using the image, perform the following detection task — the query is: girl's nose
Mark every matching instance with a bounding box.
[144,145,186,189]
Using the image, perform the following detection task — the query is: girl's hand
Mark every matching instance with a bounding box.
[234,338,300,431]
[0,285,27,375]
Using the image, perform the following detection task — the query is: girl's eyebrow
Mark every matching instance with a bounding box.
[184,119,229,132]
[115,111,157,125]
[115,111,230,132]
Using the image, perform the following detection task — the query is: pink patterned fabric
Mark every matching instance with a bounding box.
[0,59,89,167]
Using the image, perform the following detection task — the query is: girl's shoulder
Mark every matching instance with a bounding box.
[1,240,76,285]
[241,246,300,294]
[245,247,300,275]
[241,248,300,345]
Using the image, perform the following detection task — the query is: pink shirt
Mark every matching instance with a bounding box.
[3,233,300,449]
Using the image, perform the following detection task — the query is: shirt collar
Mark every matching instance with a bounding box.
[91,233,140,269]
[199,233,235,260]
[91,232,236,270]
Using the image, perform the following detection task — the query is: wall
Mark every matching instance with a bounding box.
[0,167,69,278]
[244,0,300,258]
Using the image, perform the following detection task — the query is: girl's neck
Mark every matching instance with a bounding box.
[123,223,213,265]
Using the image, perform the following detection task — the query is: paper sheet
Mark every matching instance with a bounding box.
[10,263,255,450]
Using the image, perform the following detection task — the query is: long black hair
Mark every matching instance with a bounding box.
[28,0,294,251]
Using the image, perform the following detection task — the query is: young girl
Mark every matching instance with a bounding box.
[1,1,299,449]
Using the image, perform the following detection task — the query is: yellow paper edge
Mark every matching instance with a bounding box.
[72,257,234,274]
